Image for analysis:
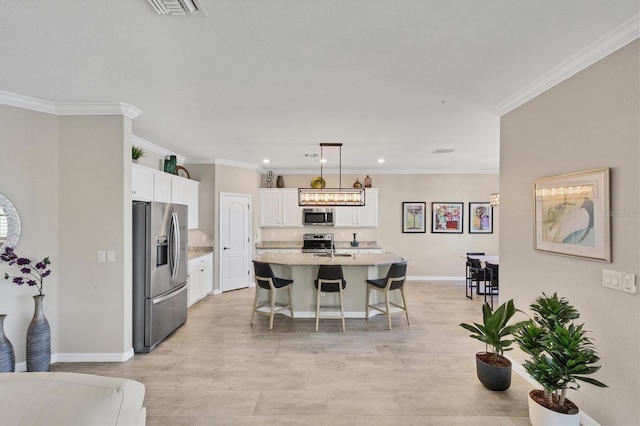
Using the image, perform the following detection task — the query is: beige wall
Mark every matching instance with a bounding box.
[500,40,639,425]
[258,173,499,277]
[0,105,60,362]
[0,104,133,363]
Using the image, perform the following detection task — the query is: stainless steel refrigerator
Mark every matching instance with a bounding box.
[132,201,188,353]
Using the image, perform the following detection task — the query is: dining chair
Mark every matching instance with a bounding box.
[365,261,409,330]
[484,262,499,309]
[250,261,294,329]
[314,265,347,332]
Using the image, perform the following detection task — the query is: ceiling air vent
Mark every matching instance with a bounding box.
[147,0,207,16]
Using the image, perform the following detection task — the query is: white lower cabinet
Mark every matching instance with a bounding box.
[188,253,213,307]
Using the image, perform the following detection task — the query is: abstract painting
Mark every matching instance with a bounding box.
[533,168,610,262]
[469,202,493,234]
[431,202,463,233]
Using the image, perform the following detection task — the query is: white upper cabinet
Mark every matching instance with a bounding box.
[131,164,154,201]
[334,188,378,227]
[132,164,199,229]
[153,172,172,203]
[259,189,303,227]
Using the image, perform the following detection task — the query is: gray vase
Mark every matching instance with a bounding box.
[26,295,51,372]
[0,314,15,373]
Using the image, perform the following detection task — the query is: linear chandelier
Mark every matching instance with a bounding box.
[298,143,365,207]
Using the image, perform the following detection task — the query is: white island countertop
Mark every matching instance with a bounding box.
[253,252,403,267]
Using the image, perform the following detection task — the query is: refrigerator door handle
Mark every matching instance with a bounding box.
[170,211,180,280]
[152,282,187,305]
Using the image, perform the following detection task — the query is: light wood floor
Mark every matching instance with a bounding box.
[52,281,532,425]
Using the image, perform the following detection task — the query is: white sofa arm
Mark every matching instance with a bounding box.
[0,372,146,425]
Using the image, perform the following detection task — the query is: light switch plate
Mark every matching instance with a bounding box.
[107,250,116,263]
[97,250,106,263]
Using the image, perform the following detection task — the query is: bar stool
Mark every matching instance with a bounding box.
[314,265,347,332]
[365,261,409,330]
[250,261,294,330]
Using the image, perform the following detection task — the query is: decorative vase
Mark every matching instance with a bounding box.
[0,314,15,373]
[26,295,51,372]
[276,175,284,188]
[528,390,580,426]
[353,179,362,188]
[364,175,372,188]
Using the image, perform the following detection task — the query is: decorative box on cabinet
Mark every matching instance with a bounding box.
[259,189,303,227]
[334,188,378,227]
[188,253,213,307]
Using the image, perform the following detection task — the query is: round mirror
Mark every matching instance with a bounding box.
[0,194,21,251]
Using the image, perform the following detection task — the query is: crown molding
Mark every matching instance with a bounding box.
[0,91,142,119]
[132,135,186,164]
[492,14,640,116]
[186,157,261,170]
[266,167,498,175]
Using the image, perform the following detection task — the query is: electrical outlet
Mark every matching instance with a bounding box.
[622,273,636,294]
[410,260,416,266]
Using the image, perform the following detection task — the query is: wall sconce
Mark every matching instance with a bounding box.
[489,193,500,207]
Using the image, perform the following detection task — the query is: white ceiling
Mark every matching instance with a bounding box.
[1,0,638,174]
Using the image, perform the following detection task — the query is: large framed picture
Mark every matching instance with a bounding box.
[402,202,426,233]
[431,202,463,233]
[533,168,610,262]
[469,202,493,234]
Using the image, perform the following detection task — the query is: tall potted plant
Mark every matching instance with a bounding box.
[515,293,607,426]
[459,299,526,391]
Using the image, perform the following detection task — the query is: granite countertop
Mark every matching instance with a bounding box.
[188,247,213,260]
[256,240,382,250]
[253,252,402,266]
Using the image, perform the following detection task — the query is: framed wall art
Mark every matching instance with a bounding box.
[533,168,610,262]
[469,202,493,234]
[402,202,426,233]
[431,202,463,234]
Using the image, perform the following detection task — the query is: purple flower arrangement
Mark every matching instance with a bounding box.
[0,247,51,296]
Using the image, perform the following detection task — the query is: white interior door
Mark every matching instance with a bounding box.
[220,193,251,292]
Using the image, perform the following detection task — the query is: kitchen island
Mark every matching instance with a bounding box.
[252,252,405,319]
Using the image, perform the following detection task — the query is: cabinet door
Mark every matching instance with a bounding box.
[153,172,172,203]
[334,206,356,227]
[356,189,378,227]
[281,189,303,227]
[132,165,154,201]
[260,190,282,227]
[171,178,187,205]
[187,266,200,307]
[183,180,199,229]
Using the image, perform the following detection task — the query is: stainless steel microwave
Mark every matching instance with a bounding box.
[303,208,334,226]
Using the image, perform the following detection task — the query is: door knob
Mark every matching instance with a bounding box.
[223,247,230,250]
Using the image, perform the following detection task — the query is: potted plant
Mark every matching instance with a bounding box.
[459,299,526,391]
[132,146,144,163]
[515,293,607,426]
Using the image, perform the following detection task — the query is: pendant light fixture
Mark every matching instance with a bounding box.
[298,143,365,207]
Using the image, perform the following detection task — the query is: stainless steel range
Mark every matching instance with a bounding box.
[302,233,334,253]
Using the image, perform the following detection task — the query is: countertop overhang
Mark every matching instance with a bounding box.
[253,252,403,266]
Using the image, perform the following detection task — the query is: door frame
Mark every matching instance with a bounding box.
[218,192,252,292]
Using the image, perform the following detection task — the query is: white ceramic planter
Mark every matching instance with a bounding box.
[528,390,580,426]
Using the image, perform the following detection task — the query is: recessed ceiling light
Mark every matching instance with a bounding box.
[377,158,385,163]
[320,158,327,163]
[262,159,270,163]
